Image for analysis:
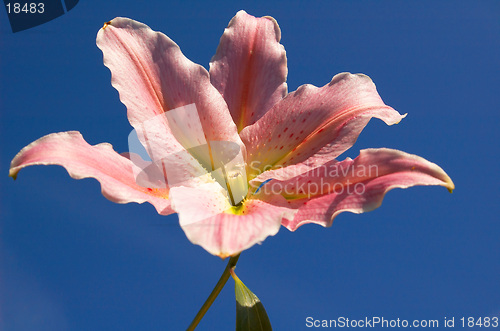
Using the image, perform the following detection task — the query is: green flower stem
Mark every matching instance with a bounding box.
[187,254,241,331]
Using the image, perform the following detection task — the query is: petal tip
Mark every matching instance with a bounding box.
[395,113,408,124]
[9,170,18,180]
[262,15,281,41]
[102,20,112,30]
[445,179,455,193]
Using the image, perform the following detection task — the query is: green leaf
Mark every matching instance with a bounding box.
[231,270,272,331]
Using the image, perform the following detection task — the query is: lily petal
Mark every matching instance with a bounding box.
[96,17,243,155]
[241,73,405,177]
[9,131,173,215]
[210,10,287,131]
[169,182,294,257]
[264,148,454,231]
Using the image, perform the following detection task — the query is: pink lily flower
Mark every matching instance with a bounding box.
[9,11,454,258]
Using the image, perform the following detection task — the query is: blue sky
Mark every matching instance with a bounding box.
[1,1,499,330]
